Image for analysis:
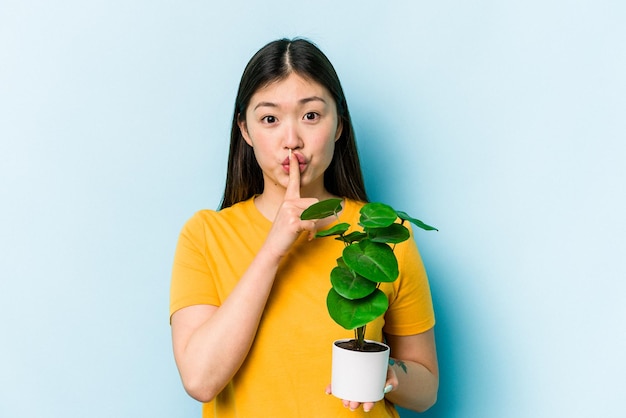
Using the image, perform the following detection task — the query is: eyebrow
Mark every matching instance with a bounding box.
[253,96,327,111]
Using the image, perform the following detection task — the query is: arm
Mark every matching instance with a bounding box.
[171,152,318,402]
[171,244,282,402]
[384,330,439,412]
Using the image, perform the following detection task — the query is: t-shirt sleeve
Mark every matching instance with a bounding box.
[383,225,436,336]
[169,212,221,319]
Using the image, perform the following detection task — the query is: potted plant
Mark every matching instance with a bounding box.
[301,198,437,402]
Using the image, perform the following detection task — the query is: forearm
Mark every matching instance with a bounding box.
[174,245,282,402]
[385,358,438,412]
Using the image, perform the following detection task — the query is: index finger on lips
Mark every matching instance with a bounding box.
[285,149,301,199]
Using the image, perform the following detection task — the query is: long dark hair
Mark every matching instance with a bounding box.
[219,38,368,209]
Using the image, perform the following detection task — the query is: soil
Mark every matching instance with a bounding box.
[335,339,388,352]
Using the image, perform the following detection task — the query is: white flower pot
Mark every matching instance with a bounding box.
[331,339,390,403]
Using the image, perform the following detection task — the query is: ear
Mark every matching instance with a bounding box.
[238,115,253,147]
[334,118,343,142]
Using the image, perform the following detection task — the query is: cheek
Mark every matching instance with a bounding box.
[251,145,271,167]
[248,136,279,171]
[325,138,336,155]
[319,138,336,168]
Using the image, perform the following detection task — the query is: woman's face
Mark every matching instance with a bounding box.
[239,73,342,197]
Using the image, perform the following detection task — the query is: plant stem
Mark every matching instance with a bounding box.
[356,326,366,350]
[340,232,349,247]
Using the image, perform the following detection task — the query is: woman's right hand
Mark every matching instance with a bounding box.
[262,150,319,259]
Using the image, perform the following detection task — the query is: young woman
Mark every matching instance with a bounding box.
[170,38,438,417]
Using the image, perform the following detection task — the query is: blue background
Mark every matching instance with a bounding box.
[1,1,624,417]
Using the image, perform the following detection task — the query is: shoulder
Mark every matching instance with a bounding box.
[183,198,257,230]
[178,198,271,248]
[178,209,219,239]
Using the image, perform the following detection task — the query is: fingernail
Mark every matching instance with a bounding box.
[384,384,393,394]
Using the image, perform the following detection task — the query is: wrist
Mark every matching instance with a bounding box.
[255,244,285,269]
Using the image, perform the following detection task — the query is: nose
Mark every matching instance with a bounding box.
[282,121,303,150]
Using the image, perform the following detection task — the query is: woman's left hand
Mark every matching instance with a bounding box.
[325,366,399,412]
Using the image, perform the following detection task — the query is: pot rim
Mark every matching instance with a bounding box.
[333,338,390,352]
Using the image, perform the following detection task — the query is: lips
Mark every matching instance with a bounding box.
[282,152,307,173]
[281,153,306,165]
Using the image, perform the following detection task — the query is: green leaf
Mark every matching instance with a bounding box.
[396,211,438,231]
[336,257,347,269]
[367,223,411,244]
[301,198,343,220]
[327,288,389,330]
[330,266,377,300]
[343,240,399,283]
[360,202,398,228]
[315,223,350,238]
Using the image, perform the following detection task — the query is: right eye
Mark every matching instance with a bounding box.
[262,115,277,124]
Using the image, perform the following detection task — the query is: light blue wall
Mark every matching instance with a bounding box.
[1,1,624,417]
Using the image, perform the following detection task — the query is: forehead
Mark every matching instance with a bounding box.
[249,73,334,107]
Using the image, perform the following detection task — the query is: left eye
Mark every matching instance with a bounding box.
[304,112,319,121]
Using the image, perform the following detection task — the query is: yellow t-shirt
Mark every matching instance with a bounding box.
[170,197,435,417]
